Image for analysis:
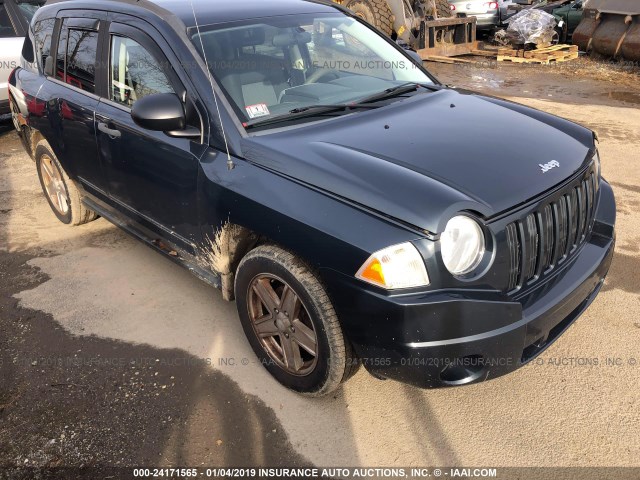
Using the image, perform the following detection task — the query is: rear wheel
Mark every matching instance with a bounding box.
[235,245,358,396]
[35,142,98,225]
[342,0,394,37]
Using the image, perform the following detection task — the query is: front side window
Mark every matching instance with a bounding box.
[191,13,433,126]
[63,29,99,93]
[109,35,175,108]
[0,5,15,38]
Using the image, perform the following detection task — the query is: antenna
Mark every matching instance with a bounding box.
[188,0,235,170]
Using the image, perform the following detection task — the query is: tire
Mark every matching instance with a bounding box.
[9,95,22,136]
[235,245,358,396]
[435,0,453,18]
[35,141,98,226]
[342,0,394,37]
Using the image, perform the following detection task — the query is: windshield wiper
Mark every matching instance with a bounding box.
[244,103,379,129]
[354,82,438,105]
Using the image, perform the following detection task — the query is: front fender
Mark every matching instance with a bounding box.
[197,149,426,279]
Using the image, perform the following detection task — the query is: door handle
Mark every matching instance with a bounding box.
[98,121,121,138]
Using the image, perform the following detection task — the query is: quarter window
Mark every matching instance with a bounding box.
[33,18,55,71]
[109,36,175,108]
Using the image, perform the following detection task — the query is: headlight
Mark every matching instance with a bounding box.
[356,242,429,289]
[440,215,485,276]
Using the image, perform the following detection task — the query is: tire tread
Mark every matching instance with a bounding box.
[236,245,358,396]
[344,0,394,37]
[35,140,98,226]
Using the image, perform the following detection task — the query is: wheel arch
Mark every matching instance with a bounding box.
[198,157,423,301]
[28,129,46,160]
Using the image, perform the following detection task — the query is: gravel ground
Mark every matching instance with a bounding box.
[0,57,639,478]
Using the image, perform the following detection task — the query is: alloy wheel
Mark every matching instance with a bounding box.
[39,155,70,215]
[247,274,319,376]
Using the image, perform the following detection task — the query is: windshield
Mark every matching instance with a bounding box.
[16,0,45,23]
[190,13,434,127]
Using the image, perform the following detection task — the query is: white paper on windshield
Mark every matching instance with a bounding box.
[245,103,271,119]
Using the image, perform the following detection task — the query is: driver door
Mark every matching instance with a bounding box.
[95,22,204,252]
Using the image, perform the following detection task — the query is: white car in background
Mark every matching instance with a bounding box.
[449,0,514,31]
[0,0,44,116]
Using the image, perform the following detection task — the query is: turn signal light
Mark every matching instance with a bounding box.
[356,242,430,290]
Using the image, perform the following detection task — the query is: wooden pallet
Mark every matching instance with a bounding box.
[424,44,578,65]
[424,49,500,64]
[497,44,579,64]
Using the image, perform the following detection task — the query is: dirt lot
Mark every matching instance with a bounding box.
[1,58,639,477]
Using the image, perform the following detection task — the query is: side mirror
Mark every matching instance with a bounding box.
[131,93,187,132]
[44,55,54,77]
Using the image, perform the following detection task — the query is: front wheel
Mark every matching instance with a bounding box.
[235,245,358,396]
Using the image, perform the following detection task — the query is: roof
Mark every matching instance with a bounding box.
[47,0,341,29]
[159,0,339,26]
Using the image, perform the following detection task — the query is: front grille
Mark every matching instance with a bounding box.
[506,172,598,291]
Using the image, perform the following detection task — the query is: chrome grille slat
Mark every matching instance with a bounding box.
[522,214,538,283]
[556,198,568,262]
[505,223,520,290]
[506,173,597,292]
[576,185,585,242]
[581,180,589,239]
[539,205,554,273]
[585,178,593,229]
[567,189,578,253]
[587,175,596,228]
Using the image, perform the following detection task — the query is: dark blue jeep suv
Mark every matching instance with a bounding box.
[9,0,615,395]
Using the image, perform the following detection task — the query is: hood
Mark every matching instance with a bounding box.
[241,88,595,233]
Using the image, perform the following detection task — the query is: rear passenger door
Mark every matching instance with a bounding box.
[95,22,204,252]
[46,14,106,193]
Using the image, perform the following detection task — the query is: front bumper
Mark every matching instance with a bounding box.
[322,180,616,388]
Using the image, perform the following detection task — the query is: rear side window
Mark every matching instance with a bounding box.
[109,35,175,107]
[55,24,67,81]
[57,27,99,93]
[33,17,55,71]
[0,4,16,38]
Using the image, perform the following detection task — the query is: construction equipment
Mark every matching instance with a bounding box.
[573,0,640,61]
[333,0,480,58]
